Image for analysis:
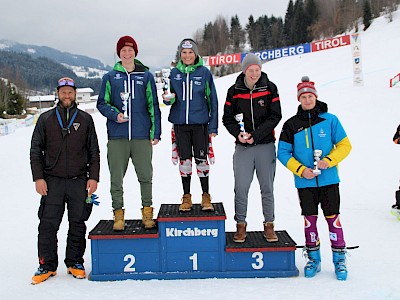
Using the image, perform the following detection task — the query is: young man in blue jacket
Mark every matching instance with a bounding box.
[97,36,161,230]
[278,76,352,280]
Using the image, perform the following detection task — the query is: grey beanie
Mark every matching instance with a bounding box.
[179,39,199,57]
[242,53,262,73]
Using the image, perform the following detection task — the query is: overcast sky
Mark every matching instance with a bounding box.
[0,0,289,69]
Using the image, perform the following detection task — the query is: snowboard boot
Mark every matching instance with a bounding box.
[233,222,247,243]
[141,206,156,229]
[113,209,125,231]
[31,267,56,285]
[201,192,214,211]
[391,204,400,220]
[304,247,321,278]
[332,248,348,281]
[264,222,278,242]
[179,194,192,212]
[67,263,86,279]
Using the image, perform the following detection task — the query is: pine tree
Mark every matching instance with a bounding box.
[5,84,25,116]
[293,0,307,44]
[283,0,295,45]
[363,0,372,30]
[304,0,318,41]
[246,15,258,51]
[230,15,245,52]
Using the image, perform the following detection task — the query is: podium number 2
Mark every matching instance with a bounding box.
[124,254,136,272]
[251,252,264,270]
[189,253,198,271]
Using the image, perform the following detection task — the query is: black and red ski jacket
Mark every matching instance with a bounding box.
[223,72,282,146]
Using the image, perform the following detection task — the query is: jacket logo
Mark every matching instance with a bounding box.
[318,128,326,138]
[194,81,201,86]
[73,123,80,131]
[137,80,144,85]
[194,77,202,81]
[174,74,182,81]
[136,76,144,80]
[258,99,265,107]
[114,74,122,80]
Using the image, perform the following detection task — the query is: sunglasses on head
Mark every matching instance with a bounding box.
[58,78,75,87]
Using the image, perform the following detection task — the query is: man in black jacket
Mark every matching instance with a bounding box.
[30,77,100,284]
[223,53,282,244]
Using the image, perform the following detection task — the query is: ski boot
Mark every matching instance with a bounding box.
[67,263,86,279]
[332,248,348,281]
[304,247,321,278]
[31,267,56,284]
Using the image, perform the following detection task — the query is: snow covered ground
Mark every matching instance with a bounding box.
[1,11,400,300]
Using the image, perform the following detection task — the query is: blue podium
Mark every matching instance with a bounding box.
[88,203,299,281]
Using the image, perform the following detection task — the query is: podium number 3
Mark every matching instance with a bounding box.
[124,254,136,272]
[251,252,264,270]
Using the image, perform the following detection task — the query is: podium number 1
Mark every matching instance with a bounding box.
[189,253,198,271]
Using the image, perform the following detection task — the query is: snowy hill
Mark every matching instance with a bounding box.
[0,11,399,300]
[0,39,111,78]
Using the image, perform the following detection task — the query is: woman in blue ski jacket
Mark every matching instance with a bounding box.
[162,38,218,212]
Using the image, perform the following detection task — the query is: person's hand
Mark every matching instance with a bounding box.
[238,132,249,143]
[246,133,254,144]
[151,139,159,145]
[162,93,175,101]
[117,113,129,123]
[209,133,217,138]
[87,179,98,195]
[302,168,318,179]
[317,160,329,169]
[35,179,48,196]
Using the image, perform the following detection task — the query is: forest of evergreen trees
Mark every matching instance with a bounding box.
[190,0,399,74]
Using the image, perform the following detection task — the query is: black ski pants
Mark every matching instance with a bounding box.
[37,176,92,271]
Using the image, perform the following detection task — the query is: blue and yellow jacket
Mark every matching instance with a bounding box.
[97,60,161,140]
[165,57,218,134]
[278,100,351,188]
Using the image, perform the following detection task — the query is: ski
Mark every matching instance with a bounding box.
[295,245,359,250]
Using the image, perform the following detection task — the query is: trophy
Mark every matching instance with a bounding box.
[162,69,174,99]
[235,113,247,139]
[162,77,174,99]
[120,92,130,119]
[313,149,323,175]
